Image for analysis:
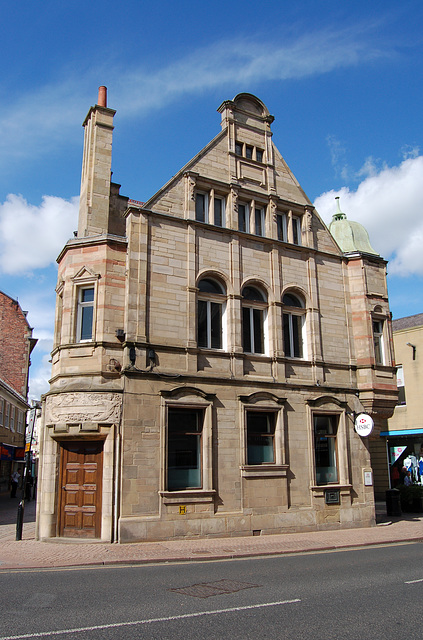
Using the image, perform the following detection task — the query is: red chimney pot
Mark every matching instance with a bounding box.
[98,86,107,108]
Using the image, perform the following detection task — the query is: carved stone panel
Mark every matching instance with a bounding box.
[45,392,122,425]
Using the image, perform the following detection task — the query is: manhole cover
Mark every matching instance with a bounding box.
[168,578,260,598]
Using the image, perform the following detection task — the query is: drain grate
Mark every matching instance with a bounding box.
[168,578,261,598]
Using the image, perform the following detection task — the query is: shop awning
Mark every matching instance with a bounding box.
[380,429,423,437]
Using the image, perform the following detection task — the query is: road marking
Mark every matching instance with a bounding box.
[0,599,301,639]
[405,578,423,584]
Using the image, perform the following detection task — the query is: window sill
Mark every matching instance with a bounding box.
[311,484,352,492]
[160,490,216,505]
[241,464,288,478]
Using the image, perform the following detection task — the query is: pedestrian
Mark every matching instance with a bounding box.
[10,469,21,498]
[25,470,34,501]
[404,471,413,487]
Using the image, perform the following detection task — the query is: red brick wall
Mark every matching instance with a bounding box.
[0,292,32,397]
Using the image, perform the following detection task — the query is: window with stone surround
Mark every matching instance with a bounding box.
[238,202,250,233]
[373,319,385,365]
[314,414,339,485]
[277,213,287,242]
[254,207,265,237]
[197,278,226,350]
[160,389,215,499]
[76,286,95,342]
[246,411,276,464]
[292,215,302,245]
[242,285,267,355]
[195,192,209,223]
[282,292,306,359]
[167,407,203,490]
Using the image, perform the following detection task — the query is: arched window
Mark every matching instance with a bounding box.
[242,286,267,354]
[197,278,226,350]
[282,292,305,358]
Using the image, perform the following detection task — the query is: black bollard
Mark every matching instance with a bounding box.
[16,500,24,541]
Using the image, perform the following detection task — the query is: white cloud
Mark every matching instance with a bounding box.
[0,24,393,168]
[314,155,423,276]
[29,351,53,402]
[0,194,79,274]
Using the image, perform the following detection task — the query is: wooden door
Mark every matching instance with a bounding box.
[59,441,103,538]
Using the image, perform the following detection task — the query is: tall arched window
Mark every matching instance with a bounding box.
[282,292,306,358]
[242,286,267,354]
[197,278,226,349]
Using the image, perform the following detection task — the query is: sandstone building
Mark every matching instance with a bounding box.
[37,89,397,542]
[0,291,37,492]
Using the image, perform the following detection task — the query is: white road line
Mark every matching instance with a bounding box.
[405,578,423,584]
[0,599,301,640]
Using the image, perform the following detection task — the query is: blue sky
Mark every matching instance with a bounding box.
[1,0,422,399]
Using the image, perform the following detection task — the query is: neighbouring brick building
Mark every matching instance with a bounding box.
[0,291,37,492]
[37,89,397,542]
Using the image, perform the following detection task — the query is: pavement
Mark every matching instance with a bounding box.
[0,491,422,571]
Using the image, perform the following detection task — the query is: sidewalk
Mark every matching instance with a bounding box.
[0,493,422,571]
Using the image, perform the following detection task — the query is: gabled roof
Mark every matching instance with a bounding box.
[392,313,423,331]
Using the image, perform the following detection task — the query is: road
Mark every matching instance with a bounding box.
[1,542,422,639]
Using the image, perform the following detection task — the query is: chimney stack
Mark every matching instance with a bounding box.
[97,86,107,108]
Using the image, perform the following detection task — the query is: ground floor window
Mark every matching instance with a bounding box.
[247,411,275,464]
[314,414,338,485]
[167,408,203,490]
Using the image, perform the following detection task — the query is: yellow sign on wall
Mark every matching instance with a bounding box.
[179,505,186,515]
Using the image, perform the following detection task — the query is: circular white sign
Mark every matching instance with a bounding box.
[354,413,374,437]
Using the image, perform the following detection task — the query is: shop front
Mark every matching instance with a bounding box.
[381,429,423,488]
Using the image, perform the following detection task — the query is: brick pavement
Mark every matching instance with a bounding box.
[0,493,422,571]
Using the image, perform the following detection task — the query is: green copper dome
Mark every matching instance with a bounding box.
[329,197,379,256]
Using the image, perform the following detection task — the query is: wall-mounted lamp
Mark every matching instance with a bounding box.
[406,342,416,360]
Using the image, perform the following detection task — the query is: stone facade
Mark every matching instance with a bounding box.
[37,90,397,542]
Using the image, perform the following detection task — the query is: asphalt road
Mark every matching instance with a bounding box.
[1,542,423,639]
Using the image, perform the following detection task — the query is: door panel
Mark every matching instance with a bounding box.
[59,441,103,538]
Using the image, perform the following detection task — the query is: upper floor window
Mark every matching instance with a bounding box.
[17,410,24,434]
[238,203,250,233]
[235,142,264,163]
[0,398,3,427]
[373,320,385,365]
[4,402,9,429]
[214,197,225,227]
[283,293,306,359]
[277,213,287,242]
[197,278,226,350]
[242,286,267,355]
[254,207,265,237]
[235,141,243,156]
[195,192,208,223]
[9,406,15,432]
[396,365,406,405]
[292,216,302,245]
[77,287,94,342]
